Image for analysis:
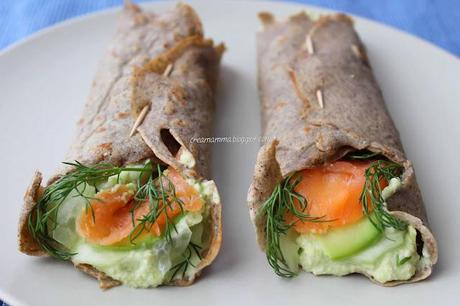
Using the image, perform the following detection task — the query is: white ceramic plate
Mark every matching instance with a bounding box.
[1,1,459,305]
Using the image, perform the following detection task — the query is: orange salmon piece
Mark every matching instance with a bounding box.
[78,185,135,245]
[285,161,387,234]
[78,167,204,246]
[164,168,204,212]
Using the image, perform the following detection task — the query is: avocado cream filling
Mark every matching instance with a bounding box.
[50,163,216,288]
[282,178,421,283]
[296,225,419,283]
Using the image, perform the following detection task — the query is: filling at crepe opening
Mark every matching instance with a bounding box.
[28,151,219,288]
[261,152,424,282]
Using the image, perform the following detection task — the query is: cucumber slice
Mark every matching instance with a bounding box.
[92,235,160,252]
[316,217,382,260]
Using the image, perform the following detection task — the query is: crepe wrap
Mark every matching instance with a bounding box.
[18,2,224,289]
[247,12,437,285]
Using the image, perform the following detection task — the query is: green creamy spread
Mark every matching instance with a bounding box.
[289,178,420,282]
[72,214,204,287]
[297,226,419,283]
[50,163,216,288]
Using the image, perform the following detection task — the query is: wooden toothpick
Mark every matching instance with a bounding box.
[163,63,173,77]
[129,63,173,137]
[306,33,324,109]
[129,105,149,137]
[316,89,324,108]
[306,34,315,55]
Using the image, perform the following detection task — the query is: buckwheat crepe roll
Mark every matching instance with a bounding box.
[248,12,437,285]
[19,2,224,289]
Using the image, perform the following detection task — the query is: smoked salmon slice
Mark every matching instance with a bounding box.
[78,167,203,246]
[285,161,387,234]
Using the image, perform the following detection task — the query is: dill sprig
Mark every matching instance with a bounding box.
[360,160,407,231]
[261,156,407,277]
[261,174,325,278]
[169,242,203,281]
[28,161,154,260]
[128,165,185,244]
[28,160,187,260]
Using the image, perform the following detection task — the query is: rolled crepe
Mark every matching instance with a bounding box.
[248,12,437,285]
[19,2,224,289]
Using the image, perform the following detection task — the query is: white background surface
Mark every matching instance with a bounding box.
[1,1,459,305]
